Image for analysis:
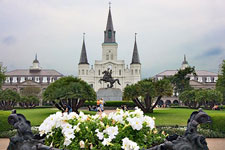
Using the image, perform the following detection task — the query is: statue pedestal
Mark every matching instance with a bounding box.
[97,88,122,101]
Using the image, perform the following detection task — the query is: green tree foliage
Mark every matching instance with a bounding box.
[171,67,196,95]
[18,96,39,108]
[43,76,96,114]
[123,78,172,113]
[0,64,6,89]
[20,86,41,97]
[216,60,225,103]
[0,89,20,110]
[179,89,222,109]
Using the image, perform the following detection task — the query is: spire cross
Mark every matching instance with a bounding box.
[83,33,85,40]
[109,2,111,8]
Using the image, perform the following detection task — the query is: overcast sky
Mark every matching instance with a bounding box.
[0,0,225,78]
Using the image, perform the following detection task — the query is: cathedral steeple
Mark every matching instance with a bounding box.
[131,33,140,64]
[104,2,116,43]
[79,33,89,65]
[181,54,189,69]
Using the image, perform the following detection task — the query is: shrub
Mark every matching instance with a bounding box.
[201,114,225,133]
[39,108,166,149]
[84,101,136,108]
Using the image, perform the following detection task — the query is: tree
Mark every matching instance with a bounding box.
[43,76,96,114]
[123,78,172,113]
[0,89,20,110]
[18,96,39,108]
[171,67,196,95]
[0,64,6,89]
[216,60,225,104]
[178,89,198,108]
[20,86,41,97]
[179,89,223,109]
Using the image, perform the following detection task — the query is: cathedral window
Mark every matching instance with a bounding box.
[108,30,112,38]
[131,70,133,75]
[106,54,109,60]
[12,77,17,83]
[135,69,138,74]
[5,77,10,83]
[35,77,40,83]
[20,77,25,83]
[43,77,48,83]
[119,70,121,75]
[82,70,84,75]
[86,70,88,75]
[111,54,113,60]
[98,70,101,76]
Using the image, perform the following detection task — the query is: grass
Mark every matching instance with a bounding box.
[146,108,225,126]
[0,108,96,132]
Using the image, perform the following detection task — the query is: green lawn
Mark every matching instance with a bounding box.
[1,108,224,132]
[0,108,96,132]
[147,108,225,126]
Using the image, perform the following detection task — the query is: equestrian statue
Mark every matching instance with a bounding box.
[99,68,121,88]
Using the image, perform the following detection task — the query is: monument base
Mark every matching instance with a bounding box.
[97,88,122,101]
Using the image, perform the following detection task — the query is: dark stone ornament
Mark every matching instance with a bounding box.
[145,108,211,150]
[7,110,61,150]
[99,68,121,88]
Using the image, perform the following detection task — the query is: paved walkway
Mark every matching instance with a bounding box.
[1,138,224,150]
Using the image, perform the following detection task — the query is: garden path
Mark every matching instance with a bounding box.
[0,138,225,150]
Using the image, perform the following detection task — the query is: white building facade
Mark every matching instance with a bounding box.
[78,6,141,92]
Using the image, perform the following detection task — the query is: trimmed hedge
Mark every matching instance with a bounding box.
[84,101,136,107]
[201,114,225,133]
[0,111,13,132]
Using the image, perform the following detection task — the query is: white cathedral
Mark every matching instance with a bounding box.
[78,6,141,92]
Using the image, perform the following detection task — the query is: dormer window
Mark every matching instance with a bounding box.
[5,77,10,83]
[198,77,202,82]
[206,77,211,83]
[28,77,32,80]
[214,77,218,82]
[158,77,163,81]
[35,77,40,83]
[190,76,194,80]
[43,77,48,83]
[20,77,25,83]
[12,77,17,83]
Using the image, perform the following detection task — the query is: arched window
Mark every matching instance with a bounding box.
[86,70,88,75]
[119,70,121,75]
[82,70,84,75]
[131,69,133,75]
[106,54,109,60]
[98,70,101,76]
[108,30,112,38]
[111,54,113,60]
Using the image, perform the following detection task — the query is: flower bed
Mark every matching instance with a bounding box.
[39,108,166,150]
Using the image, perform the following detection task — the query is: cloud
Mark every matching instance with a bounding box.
[2,36,16,45]
[202,47,224,57]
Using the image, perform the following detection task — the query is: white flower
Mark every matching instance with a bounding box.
[122,137,139,150]
[102,138,112,146]
[144,116,155,129]
[97,132,104,140]
[64,138,72,146]
[104,126,119,140]
[127,117,143,130]
[79,140,85,148]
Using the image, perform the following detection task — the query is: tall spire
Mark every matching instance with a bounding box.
[131,33,140,64]
[182,54,188,65]
[104,2,116,43]
[33,53,39,63]
[79,33,89,65]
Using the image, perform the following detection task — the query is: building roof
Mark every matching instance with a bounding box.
[79,34,89,65]
[131,33,140,64]
[5,69,63,76]
[156,70,217,76]
[33,54,39,63]
[104,6,116,43]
